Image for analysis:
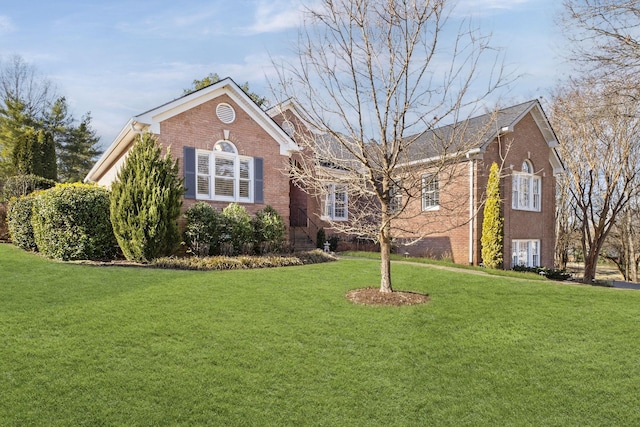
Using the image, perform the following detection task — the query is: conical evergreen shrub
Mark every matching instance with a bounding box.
[110,132,184,262]
[481,162,504,269]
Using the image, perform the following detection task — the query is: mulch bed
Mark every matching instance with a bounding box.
[346,288,430,306]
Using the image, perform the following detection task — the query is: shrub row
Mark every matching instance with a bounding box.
[7,184,117,261]
[184,202,286,256]
[512,265,572,281]
[153,250,337,271]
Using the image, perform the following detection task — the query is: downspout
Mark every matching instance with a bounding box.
[466,149,482,265]
[468,158,475,265]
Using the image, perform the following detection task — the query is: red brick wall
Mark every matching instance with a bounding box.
[157,94,291,228]
[480,112,556,268]
[394,111,557,268]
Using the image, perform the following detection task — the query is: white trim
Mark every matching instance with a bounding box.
[196,144,253,203]
[321,183,349,221]
[512,239,541,267]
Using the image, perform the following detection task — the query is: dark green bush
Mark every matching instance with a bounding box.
[31,184,117,260]
[512,265,571,281]
[253,205,286,254]
[327,235,339,252]
[221,203,253,255]
[184,202,224,256]
[2,174,56,201]
[110,133,184,262]
[316,228,326,249]
[7,195,38,251]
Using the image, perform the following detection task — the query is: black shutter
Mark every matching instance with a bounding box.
[254,157,264,204]
[184,146,196,199]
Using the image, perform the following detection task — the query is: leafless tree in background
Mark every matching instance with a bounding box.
[550,77,640,283]
[274,0,509,292]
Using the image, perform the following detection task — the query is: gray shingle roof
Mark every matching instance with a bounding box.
[403,100,540,161]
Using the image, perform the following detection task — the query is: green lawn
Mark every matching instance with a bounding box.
[1,243,640,426]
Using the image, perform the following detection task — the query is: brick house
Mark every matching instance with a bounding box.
[85,78,301,228]
[269,99,562,268]
[87,78,561,268]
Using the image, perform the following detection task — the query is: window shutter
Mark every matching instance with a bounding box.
[254,157,264,203]
[184,147,196,199]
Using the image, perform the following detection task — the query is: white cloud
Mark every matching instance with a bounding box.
[0,15,15,34]
[243,0,305,34]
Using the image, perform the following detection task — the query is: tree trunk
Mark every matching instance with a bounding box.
[379,236,393,293]
[583,249,598,283]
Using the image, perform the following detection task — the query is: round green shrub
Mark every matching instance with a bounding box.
[184,202,224,256]
[31,184,118,260]
[253,205,286,254]
[7,195,38,251]
[222,203,254,255]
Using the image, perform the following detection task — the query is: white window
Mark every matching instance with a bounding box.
[512,239,540,267]
[422,173,439,211]
[323,183,348,221]
[196,141,252,202]
[389,179,402,213]
[512,160,541,211]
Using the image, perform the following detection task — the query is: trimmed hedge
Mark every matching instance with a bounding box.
[7,195,38,251]
[31,184,118,261]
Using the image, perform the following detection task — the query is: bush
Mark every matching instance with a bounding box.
[512,265,572,281]
[221,203,253,255]
[481,162,503,269]
[2,174,56,201]
[7,195,38,251]
[0,202,8,241]
[110,133,184,262]
[327,235,339,252]
[30,184,118,260]
[152,250,336,271]
[184,202,224,256]
[253,205,286,254]
[316,228,326,249]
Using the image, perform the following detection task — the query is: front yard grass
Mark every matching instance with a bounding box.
[2,243,640,425]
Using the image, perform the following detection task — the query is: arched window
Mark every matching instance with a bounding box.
[512,160,541,211]
[196,140,253,202]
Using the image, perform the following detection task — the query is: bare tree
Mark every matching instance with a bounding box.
[274,0,509,292]
[0,54,56,118]
[601,194,640,281]
[550,77,640,283]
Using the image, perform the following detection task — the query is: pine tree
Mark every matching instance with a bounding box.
[109,132,184,262]
[481,162,504,269]
[12,127,56,180]
[57,113,102,182]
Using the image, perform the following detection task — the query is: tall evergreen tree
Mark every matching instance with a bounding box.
[57,112,101,182]
[12,127,56,180]
[110,132,184,262]
[0,97,32,179]
[481,162,504,269]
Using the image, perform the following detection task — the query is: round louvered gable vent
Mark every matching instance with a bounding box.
[282,120,295,136]
[216,103,236,124]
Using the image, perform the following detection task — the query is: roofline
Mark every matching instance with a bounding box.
[85,78,301,183]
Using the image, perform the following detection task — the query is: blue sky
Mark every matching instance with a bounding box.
[0,0,568,148]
